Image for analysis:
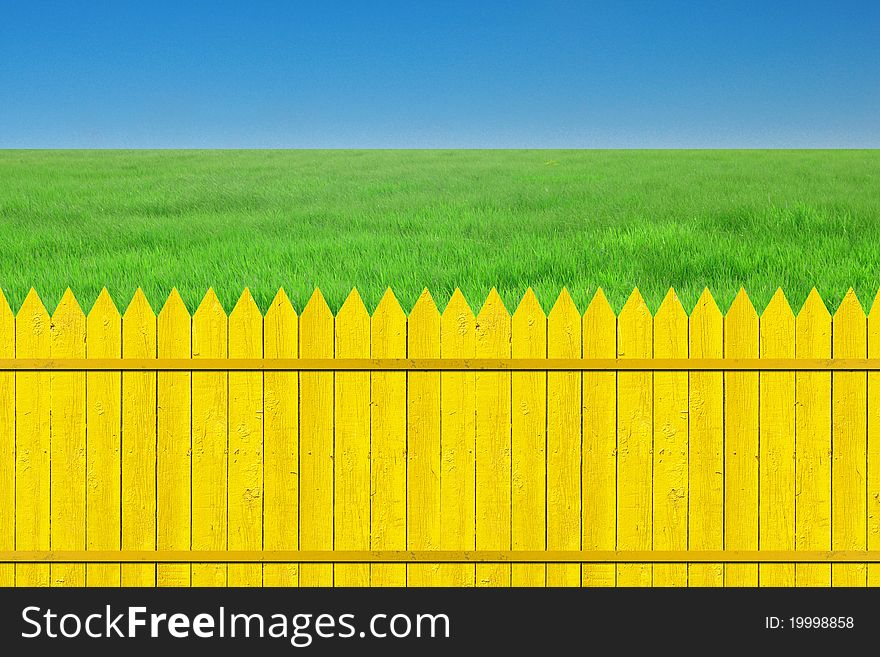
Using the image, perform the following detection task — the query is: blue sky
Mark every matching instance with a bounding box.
[1,0,877,147]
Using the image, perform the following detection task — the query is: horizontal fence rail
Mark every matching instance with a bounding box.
[2,285,880,588]
[4,358,880,370]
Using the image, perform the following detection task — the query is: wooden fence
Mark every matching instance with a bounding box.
[0,285,879,587]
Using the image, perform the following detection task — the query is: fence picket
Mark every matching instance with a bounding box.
[832,290,867,586]
[86,289,121,586]
[653,289,688,587]
[406,290,441,587]
[263,289,298,586]
[370,289,407,587]
[795,289,831,586]
[475,289,511,587]
[191,289,226,586]
[228,289,263,586]
[158,289,192,586]
[0,292,13,587]
[547,289,581,587]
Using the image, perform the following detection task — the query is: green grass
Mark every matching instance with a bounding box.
[1,149,878,316]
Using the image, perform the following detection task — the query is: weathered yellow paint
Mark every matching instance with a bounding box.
[370,289,407,586]
[191,289,227,586]
[228,289,263,586]
[582,288,616,587]
[724,289,759,586]
[688,289,724,586]
[440,289,476,586]
[759,289,795,586]
[794,289,831,586]
[263,288,298,587]
[512,289,547,587]
[299,289,334,586]
[15,290,50,586]
[122,289,157,586]
[547,289,581,587]
[0,292,13,587]
[50,290,86,587]
[157,289,192,587]
[86,289,121,586]
[406,290,441,587]
[335,289,371,587]
[832,289,867,586]
[475,288,511,587]
[617,289,653,586]
[869,289,880,587]
[652,289,688,587]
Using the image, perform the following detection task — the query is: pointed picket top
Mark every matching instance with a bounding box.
[18,288,49,340]
[654,288,686,358]
[159,287,191,322]
[475,287,510,356]
[584,287,615,323]
[726,287,757,322]
[868,289,880,359]
[655,288,686,324]
[123,287,155,321]
[798,287,830,322]
[373,287,405,323]
[338,287,369,320]
[583,288,616,358]
[230,287,261,323]
[443,288,474,320]
[761,288,793,321]
[833,288,865,322]
[87,288,121,358]
[549,287,579,322]
[53,287,84,320]
[0,289,12,347]
[194,287,224,318]
[408,288,440,358]
[89,287,119,318]
[618,288,652,359]
[302,287,331,319]
[410,288,439,321]
[690,288,723,359]
[265,287,296,321]
[760,289,794,358]
[548,288,580,358]
[371,288,406,358]
[513,287,545,320]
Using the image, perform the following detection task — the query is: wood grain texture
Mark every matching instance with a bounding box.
[228,289,263,586]
[832,290,867,586]
[440,290,476,586]
[298,290,334,586]
[582,289,616,586]
[263,289,298,587]
[724,289,759,586]
[759,289,796,586]
[15,290,50,586]
[688,290,724,586]
[334,290,371,586]
[49,290,86,586]
[406,290,441,586]
[616,289,653,586]
[370,289,407,586]
[794,289,831,587]
[547,289,581,587]
[157,289,192,587]
[191,289,227,586]
[652,289,688,587]
[475,289,511,587]
[86,289,121,586]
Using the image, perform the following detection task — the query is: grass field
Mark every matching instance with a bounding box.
[0,149,878,315]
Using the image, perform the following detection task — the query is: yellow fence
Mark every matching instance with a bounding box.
[1,285,879,587]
